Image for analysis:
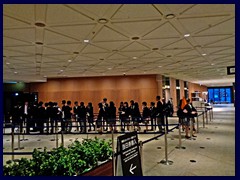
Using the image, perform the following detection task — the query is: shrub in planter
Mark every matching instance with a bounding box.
[4,137,112,176]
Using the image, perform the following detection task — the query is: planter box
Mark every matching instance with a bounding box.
[81,160,113,176]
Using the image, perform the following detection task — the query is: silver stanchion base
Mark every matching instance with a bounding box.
[14,147,24,150]
[159,160,173,165]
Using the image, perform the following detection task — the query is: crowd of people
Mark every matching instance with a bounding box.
[9,95,197,137]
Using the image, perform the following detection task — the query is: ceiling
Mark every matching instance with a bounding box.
[3,4,235,86]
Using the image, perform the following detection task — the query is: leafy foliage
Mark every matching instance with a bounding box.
[4,138,112,176]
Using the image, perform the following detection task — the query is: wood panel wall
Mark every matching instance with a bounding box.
[29,75,158,113]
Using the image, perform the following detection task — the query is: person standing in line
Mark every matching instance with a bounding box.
[64,101,72,133]
[108,101,117,132]
[167,98,174,117]
[142,102,151,133]
[48,102,55,134]
[73,101,79,131]
[132,102,142,131]
[86,102,94,132]
[129,100,135,129]
[102,98,109,131]
[61,100,67,132]
[78,102,86,133]
[149,102,156,131]
[52,102,61,133]
[118,102,124,131]
[37,101,46,134]
[177,96,187,131]
[183,98,198,139]
[156,96,164,133]
[11,103,22,133]
[21,101,31,134]
[120,102,130,132]
[97,103,104,134]
[30,101,38,132]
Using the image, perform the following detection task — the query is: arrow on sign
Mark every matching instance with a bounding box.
[129,164,137,174]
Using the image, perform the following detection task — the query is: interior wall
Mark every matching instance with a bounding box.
[188,82,208,100]
[29,75,158,113]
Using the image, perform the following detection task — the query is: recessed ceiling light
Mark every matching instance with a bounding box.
[35,22,46,27]
[108,67,112,70]
[152,48,159,51]
[211,63,214,66]
[14,71,18,74]
[43,75,47,78]
[84,39,90,43]
[68,60,72,62]
[166,55,172,58]
[60,69,64,72]
[165,14,176,19]
[144,71,146,74]
[184,34,190,37]
[158,66,162,68]
[98,18,108,24]
[6,62,10,65]
[202,53,207,56]
[133,57,137,59]
[73,52,79,54]
[99,58,104,61]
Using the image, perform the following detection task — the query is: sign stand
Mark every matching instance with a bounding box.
[116,131,142,176]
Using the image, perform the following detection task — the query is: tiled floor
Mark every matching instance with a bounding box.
[3,104,235,176]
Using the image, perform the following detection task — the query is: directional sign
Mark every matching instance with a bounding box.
[117,131,142,176]
[227,66,235,75]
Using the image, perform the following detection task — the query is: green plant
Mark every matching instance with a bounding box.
[3,137,112,176]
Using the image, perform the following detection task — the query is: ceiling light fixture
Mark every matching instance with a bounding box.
[73,52,79,54]
[158,66,162,68]
[44,75,47,78]
[83,39,90,43]
[133,57,137,59]
[108,67,112,70]
[98,18,108,24]
[211,63,214,66]
[99,58,104,61]
[14,71,18,74]
[202,53,207,56]
[184,34,190,37]
[35,22,46,27]
[152,48,159,51]
[68,60,72,62]
[60,69,64,72]
[165,13,176,19]
[6,62,10,65]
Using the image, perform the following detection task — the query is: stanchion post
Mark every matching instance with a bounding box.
[111,130,115,176]
[11,128,14,161]
[209,109,212,121]
[139,141,143,167]
[197,115,199,133]
[190,118,193,139]
[206,108,208,124]
[61,131,64,147]
[160,115,173,165]
[203,112,205,128]
[56,122,59,148]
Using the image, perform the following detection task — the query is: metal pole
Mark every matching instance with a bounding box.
[160,115,173,165]
[196,115,199,133]
[206,108,208,124]
[61,131,64,147]
[203,112,205,128]
[190,118,193,139]
[112,130,115,176]
[18,133,20,149]
[209,109,212,121]
[139,141,143,168]
[11,128,14,161]
[56,122,59,148]
[175,123,185,149]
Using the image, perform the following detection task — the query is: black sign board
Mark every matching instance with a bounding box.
[227,66,235,75]
[117,131,142,176]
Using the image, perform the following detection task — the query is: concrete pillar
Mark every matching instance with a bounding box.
[180,80,185,99]
[156,75,163,97]
[170,77,177,111]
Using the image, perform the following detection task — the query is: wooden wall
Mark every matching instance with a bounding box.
[188,82,208,100]
[29,75,158,113]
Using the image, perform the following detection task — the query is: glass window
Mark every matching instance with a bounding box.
[208,88,214,102]
[226,88,231,103]
[213,89,220,103]
[220,88,226,102]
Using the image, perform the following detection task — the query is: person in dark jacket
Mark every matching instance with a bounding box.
[108,101,117,132]
[73,101,79,131]
[120,102,130,132]
[142,102,151,132]
[11,103,22,133]
[61,100,66,132]
[30,101,38,132]
[118,102,124,131]
[86,102,94,131]
[132,102,142,131]
[20,101,31,134]
[97,103,104,133]
[149,102,156,131]
[102,98,109,131]
[183,98,197,139]
[167,98,174,117]
[78,102,86,133]
[156,96,164,132]
[37,101,46,134]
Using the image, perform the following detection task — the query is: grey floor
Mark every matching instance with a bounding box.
[3,104,235,176]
